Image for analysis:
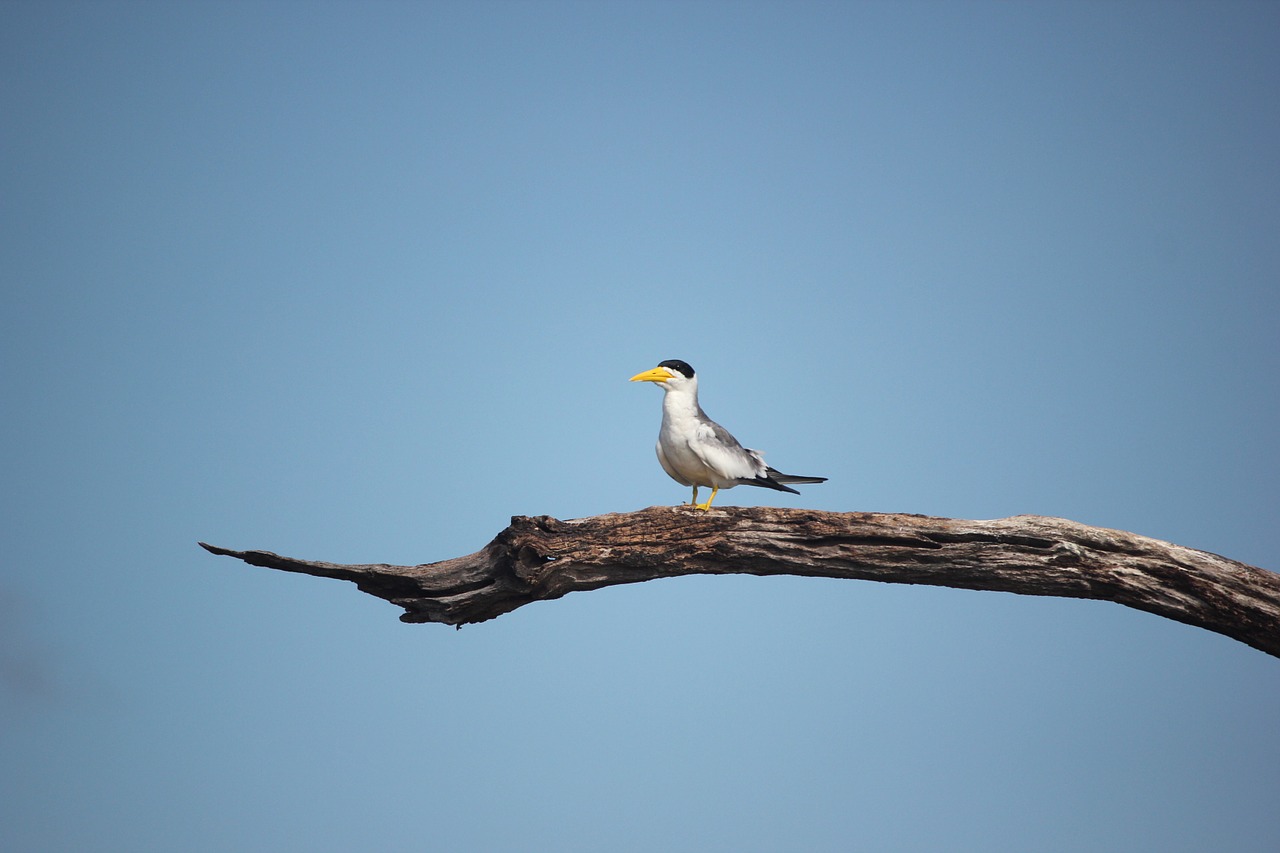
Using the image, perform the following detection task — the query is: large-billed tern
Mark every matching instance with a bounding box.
[630,359,826,510]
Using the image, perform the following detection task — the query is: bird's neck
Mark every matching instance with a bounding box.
[661,385,701,420]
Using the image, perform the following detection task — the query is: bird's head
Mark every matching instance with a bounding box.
[630,359,696,392]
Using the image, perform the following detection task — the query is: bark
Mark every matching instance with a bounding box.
[200,506,1280,657]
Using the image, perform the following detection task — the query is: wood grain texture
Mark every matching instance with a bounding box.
[200,506,1280,657]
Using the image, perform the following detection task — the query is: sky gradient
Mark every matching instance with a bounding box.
[3,2,1278,851]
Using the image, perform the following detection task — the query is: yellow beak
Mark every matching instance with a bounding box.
[629,366,671,383]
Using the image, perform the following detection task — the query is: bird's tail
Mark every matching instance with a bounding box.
[766,467,827,485]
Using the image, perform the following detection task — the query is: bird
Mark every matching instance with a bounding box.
[629,359,827,510]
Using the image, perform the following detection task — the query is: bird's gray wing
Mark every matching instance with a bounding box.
[689,416,769,482]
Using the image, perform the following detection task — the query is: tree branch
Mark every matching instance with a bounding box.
[200,506,1280,657]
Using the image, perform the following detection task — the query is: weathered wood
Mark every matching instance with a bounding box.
[200,506,1280,657]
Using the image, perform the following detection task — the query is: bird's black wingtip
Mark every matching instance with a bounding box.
[764,468,828,486]
[741,476,802,494]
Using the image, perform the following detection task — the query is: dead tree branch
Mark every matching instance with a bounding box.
[200,506,1280,657]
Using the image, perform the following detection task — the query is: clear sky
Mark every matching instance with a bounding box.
[3,1,1278,850]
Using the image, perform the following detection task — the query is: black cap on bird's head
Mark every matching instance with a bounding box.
[658,359,695,379]
[630,359,696,386]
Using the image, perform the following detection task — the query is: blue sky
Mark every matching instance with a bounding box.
[3,1,1278,850]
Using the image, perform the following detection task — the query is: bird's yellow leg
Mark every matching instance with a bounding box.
[688,486,699,507]
[693,486,719,511]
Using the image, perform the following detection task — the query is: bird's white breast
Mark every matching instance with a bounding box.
[656,408,715,486]
[656,395,763,488]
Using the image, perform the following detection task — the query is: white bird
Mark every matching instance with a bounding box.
[630,359,827,510]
